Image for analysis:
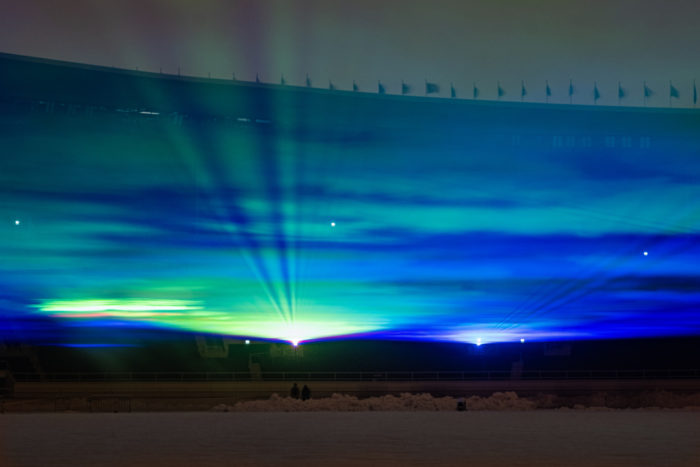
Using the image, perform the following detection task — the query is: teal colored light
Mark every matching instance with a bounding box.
[2,57,700,346]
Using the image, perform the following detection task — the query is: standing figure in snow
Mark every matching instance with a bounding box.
[301,384,311,401]
[290,382,300,399]
[456,397,466,411]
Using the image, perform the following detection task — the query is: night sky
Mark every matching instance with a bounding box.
[1,0,700,107]
[1,2,700,348]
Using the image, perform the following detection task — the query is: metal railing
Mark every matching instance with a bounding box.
[10,368,700,383]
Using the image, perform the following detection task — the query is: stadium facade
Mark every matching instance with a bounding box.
[1,52,700,380]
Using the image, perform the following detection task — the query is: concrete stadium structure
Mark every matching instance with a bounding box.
[2,52,700,406]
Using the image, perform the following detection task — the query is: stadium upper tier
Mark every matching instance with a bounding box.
[1,52,699,149]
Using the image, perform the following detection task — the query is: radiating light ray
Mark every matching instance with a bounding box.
[157,115,292,328]
[3,57,700,345]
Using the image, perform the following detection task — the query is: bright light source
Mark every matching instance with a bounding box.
[245,339,250,345]
[643,251,648,256]
[330,222,336,227]
[520,338,525,343]
[14,220,20,225]
[476,338,482,346]
[291,340,299,347]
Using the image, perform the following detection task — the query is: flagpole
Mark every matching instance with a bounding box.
[643,81,647,107]
[594,81,597,105]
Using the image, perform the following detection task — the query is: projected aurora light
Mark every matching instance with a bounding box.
[2,61,700,348]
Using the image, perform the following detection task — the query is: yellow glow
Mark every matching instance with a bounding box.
[37,299,203,314]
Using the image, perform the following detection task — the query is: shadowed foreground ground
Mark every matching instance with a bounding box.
[1,411,699,466]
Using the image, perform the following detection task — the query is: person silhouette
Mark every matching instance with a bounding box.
[456,397,466,411]
[290,383,300,399]
[301,384,311,401]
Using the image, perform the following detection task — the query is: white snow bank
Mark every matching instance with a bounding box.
[214,391,534,412]
[212,390,700,412]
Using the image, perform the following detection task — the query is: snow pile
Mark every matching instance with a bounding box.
[214,391,535,412]
[211,390,700,412]
[465,391,536,411]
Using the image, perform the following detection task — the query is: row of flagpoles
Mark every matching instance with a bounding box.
[255,73,698,107]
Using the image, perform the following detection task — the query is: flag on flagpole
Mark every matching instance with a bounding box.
[668,81,679,107]
[401,81,411,95]
[545,80,551,102]
[378,81,386,94]
[280,74,286,86]
[618,81,625,104]
[670,81,679,98]
[473,83,479,100]
[669,80,679,106]
[643,81,653,106]
[568,79,574,103]
[329,80,335,91]
[305,74,312,87]
[450,83,456,98]
[256,73,261,84]
[425,81,440,94]
[497,81,505,98]
[593,82,600,104]
[521,81,527,100]
[352,80,359,92]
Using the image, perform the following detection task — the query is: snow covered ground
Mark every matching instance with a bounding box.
[2,410,699,466]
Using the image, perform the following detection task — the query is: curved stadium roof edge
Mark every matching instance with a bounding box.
[1,51,698,116]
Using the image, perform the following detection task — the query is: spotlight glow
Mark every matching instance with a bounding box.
[4,55,700,346]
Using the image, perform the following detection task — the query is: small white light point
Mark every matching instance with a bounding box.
[14,220,20,226]
[476,338,482,346]
[520,338,525,343]
[244,339,250,345]
[643,251,648,256]
[291,340,299,347]
[330,222,336,227]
